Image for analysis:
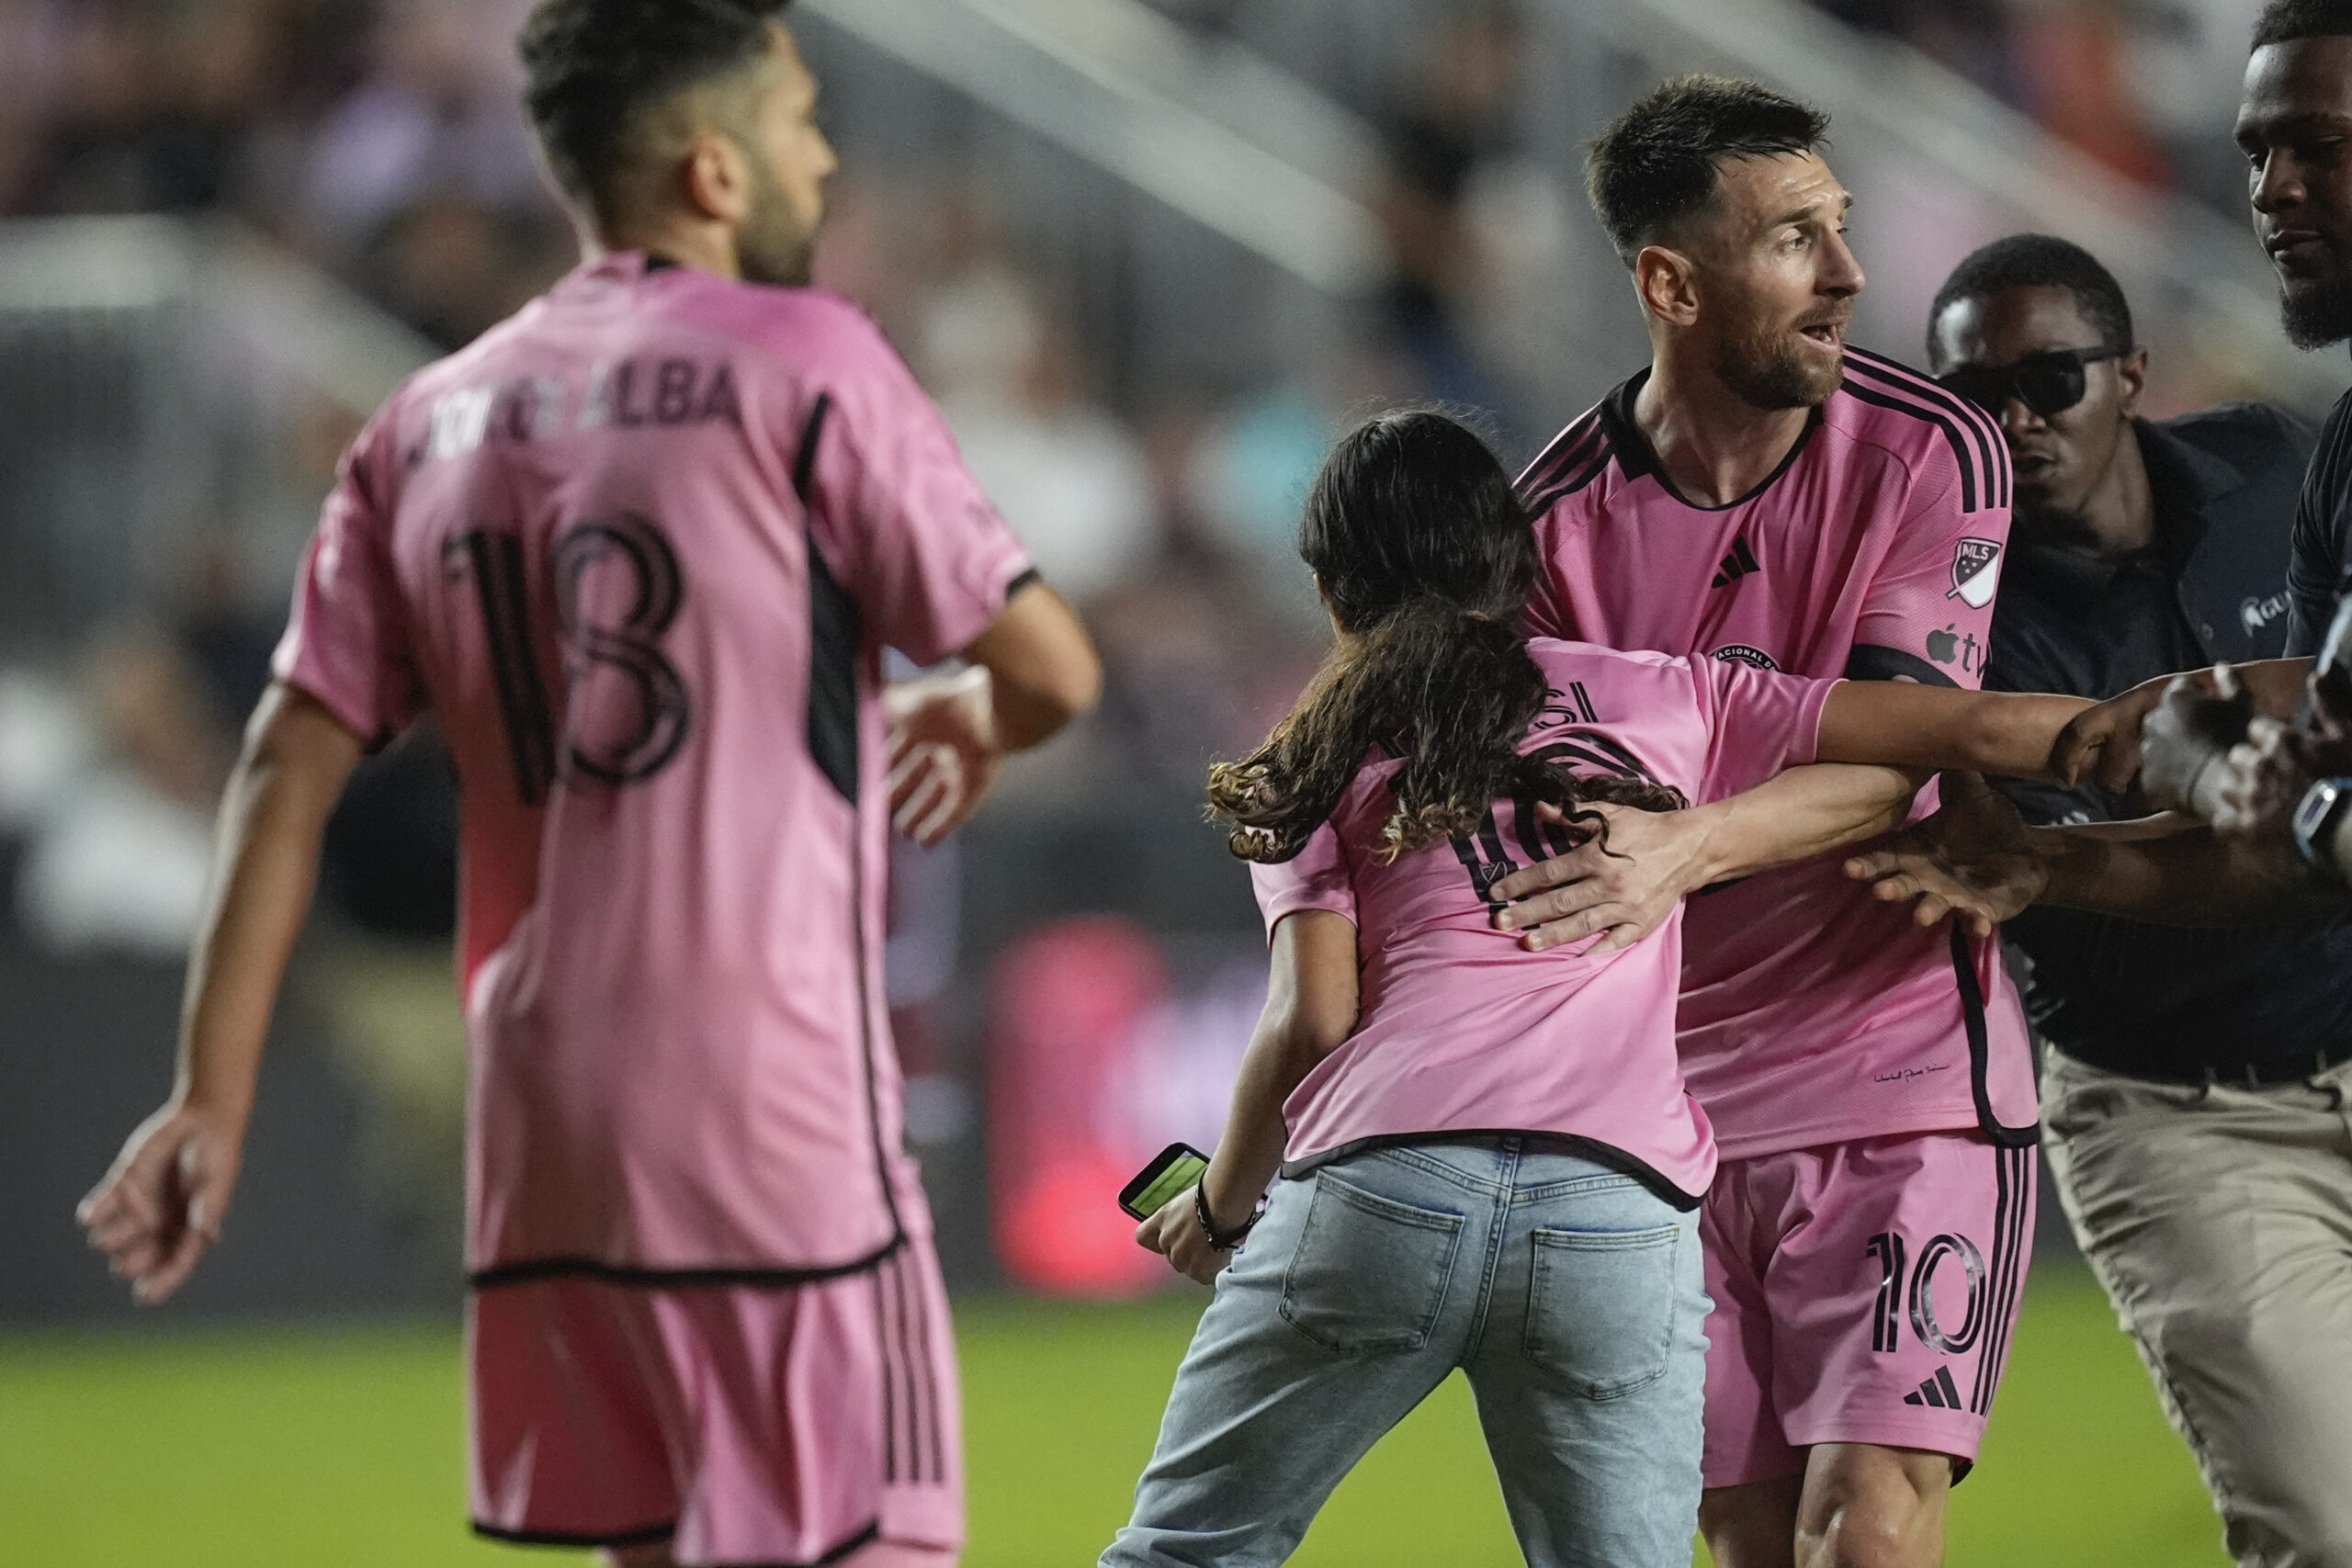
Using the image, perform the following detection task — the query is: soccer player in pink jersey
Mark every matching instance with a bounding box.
[74,5,1098,1565]
[1255,79,2025,1568]
[1104,412,2081,1567]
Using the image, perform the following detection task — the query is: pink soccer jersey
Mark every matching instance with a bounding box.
[273,252,1033,1278]
[1511,351,2036,1158]
[1253,638,1836,1201]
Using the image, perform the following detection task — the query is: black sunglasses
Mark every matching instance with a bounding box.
[1936,345,2131,419]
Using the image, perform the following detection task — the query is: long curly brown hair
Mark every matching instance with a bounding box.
[1206,412,1685,864]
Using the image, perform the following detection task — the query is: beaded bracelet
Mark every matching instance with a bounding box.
[1194,1183,1263,1251]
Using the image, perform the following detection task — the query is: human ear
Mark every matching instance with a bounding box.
[1634,244,1699,327]
[2115,346,2149,419]
[681,130,752,224]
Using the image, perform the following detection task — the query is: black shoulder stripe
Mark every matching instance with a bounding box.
[1514,415,1606,501]
[1846,350,2012,510]
[1521,441,1615,514]
[1521,469,1610,516]
[1839,379,1984,514]
[1846,353,2006,507]
[1844,352,2013,505]
[1515,410,1604,486]
[1847,344,2007,456]
[1855,348,2011,479]
[1874,361,2012,511]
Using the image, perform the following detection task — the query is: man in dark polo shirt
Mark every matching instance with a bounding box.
[1925,232,2352,1565]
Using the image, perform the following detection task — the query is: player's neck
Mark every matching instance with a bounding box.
[1634,357,1814,508]
[584,216,743,282]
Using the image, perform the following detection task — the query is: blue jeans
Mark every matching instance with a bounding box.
[1102,1136,1709,1568]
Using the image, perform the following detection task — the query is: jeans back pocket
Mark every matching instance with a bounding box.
[1524,1222,1685,1399]
[1279,1171,1465,1356]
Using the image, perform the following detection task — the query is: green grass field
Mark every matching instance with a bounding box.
[0,1263,2221,1566]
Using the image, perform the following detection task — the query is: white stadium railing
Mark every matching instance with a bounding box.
[0,217,434,650]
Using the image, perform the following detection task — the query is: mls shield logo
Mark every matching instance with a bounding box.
[1949,538,2002,608]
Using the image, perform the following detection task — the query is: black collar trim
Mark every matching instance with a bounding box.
[1600,368,1824,512]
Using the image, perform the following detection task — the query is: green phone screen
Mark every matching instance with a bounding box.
[1129,1153,1209,1216]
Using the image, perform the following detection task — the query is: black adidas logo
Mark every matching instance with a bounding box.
[1903,1366,1965,1409]
[1711,537,1761,589]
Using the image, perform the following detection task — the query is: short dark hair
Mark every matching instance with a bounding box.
[2255,0,2352,49]
[1584,75,1831,265]
[1926,233,2133,366]
[520,0,792,219]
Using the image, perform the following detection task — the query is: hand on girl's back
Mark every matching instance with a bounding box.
[1136,1187,1228,1287]
[1490,801,1702,953]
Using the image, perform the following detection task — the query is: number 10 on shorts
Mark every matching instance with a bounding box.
[1865,1229,1987,1356]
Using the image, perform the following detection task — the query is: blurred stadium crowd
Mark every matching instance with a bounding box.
[1820,0,2267,209]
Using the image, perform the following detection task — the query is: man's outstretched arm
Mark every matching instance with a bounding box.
[1844,770,2324,936]
[1493,761,1928,952]
[2052,657,2311,794]
[1491,680,2097,952]
[77,682,364,1303]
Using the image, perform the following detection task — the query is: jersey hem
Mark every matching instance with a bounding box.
[471,1517,678,1549]
[468,1231,908,1291]
[1280,1129,1702,1211]
[1779,1417,1983,1465]
[1706,1107,2025,1164]
[472,1517,886,1566]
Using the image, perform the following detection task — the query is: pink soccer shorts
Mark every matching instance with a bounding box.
[1699,1130,2036,1489]
[468,1235,962,1567]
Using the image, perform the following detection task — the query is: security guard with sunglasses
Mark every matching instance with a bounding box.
[1924,231,2352,1563]
[1925,231,2334,1076]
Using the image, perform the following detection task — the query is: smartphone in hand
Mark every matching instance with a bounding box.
[1118,1143,1210,1221]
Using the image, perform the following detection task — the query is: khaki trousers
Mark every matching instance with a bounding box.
[2043,1047,2352,1568]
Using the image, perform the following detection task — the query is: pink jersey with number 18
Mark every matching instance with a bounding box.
[272,252,1034,1280]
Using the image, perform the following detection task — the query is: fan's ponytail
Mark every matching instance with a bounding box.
[1207,412,1683,863]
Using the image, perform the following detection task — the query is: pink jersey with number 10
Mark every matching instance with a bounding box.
[1515,355,2036,1157]
[272,253,1034,1280]
[1256,352,2036,1160]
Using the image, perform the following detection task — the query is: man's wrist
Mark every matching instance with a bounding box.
[175,1063,257,1126]
[1674,800,1735,890]
[2024,825,2093,905]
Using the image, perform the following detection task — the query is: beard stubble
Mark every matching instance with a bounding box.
[1711,312,1843,411]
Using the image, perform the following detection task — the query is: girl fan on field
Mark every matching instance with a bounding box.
[1100,410,2086,1568]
